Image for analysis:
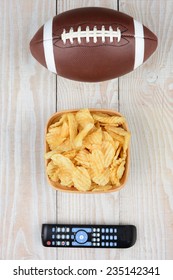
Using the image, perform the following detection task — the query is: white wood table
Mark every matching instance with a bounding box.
[0,0,173,260]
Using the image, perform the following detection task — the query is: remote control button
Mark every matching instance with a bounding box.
[72,241,92,246]
[101,228,105,233]
[97,238,100,242]
[56,241,60,246]
[62,235,65,239]
[110,228,113,233]
[52,241,55,246]
[114,236,117,240]
[106,228,109,233]
[106,242,109,246]
[101,242,105,246]
[56,234,60,239]
[96,233,100,237]
[71,235,75,239]
[66,228,70,232]
[92,238,96,242]
[114,228,117,233]
[62,227,65,232]
[92,233,96,237]
[110,242,113,247]
[102,236,105,240]
[110,236,113,240]
[46,241,51,246]
[72,227,92,233]
[97,228,100,232]
[93,243,96,246]
[52,227,55,232]
[106,236,109,240]
[97,242,100,246]
[75,230,88,244]
[66,241,70,246]
[66,235,70,239]
[52,235,55,239]
[114,242,117,246]
[57,227,61,232]
[93,228,96,232]
[61,241,65,246]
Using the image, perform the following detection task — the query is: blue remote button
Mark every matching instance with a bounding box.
[75,230,88,244]
[72,241,92,246]
[72,227,92,233]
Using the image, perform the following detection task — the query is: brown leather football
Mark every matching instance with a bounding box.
[30,7,158,82]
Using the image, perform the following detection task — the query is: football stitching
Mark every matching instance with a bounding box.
[61,26,122,44]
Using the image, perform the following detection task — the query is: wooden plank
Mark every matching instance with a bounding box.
[0,0,57,259]
[119,0,173,259]
[56,0,120,260]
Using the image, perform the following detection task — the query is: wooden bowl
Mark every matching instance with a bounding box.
[45,109,130,193]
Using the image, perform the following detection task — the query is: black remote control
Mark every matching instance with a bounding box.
[42,224,137,248]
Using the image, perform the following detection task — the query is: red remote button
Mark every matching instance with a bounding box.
[47,241,51,246]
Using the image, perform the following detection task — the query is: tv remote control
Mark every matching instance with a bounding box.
[42,224,137,248]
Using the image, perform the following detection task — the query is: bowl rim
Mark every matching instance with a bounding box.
[45,108,130,193]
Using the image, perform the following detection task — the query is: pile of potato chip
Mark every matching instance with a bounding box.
[45,109,130,192]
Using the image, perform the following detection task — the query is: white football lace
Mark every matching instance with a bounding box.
[61,26,121,44]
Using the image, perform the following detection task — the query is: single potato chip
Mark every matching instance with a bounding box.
[74,123,94,148]
[46,132,66,150]
[72,166,91,191]
[92,113,126,125]
[76,109,94,128]
[85,127,102,145]
[75,149,91,168]
[58,168,73,186]
[90,149,104,173]
[51,154,74,171]
[102,141,115,168]
[117,160,126,180]
[67,113,78,144]
[92,168,110,186]
[49,114,67,129]
[47,161,59,182]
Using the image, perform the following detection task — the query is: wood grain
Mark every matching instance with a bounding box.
[0,0,57,259]
[119,0,173,260]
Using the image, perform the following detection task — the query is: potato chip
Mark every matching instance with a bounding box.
[61,121,69,138]
[110,165,121,186]
[67,113,78,143]
[90,149,104,173]
[74,123,94,148]
[85,128,102,145]
[45,150,59,160]
[58,168,73,186]
[102,141,115,168]
[102,131,114,146]
[54,139,72,152]
[92,168,110,186]
[62,150,77,160]
[46,132,66,150]
[76,109,94,128]
[117,160,126,179]
[49,114,67,129]
[51,154,74,171]
[93,113,126,125]
[72,166,91,191]
[48,126,62,134]
[75,149,91,168]
[46,161,59,182]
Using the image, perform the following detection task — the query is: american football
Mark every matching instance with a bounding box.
[30,7,158,82]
